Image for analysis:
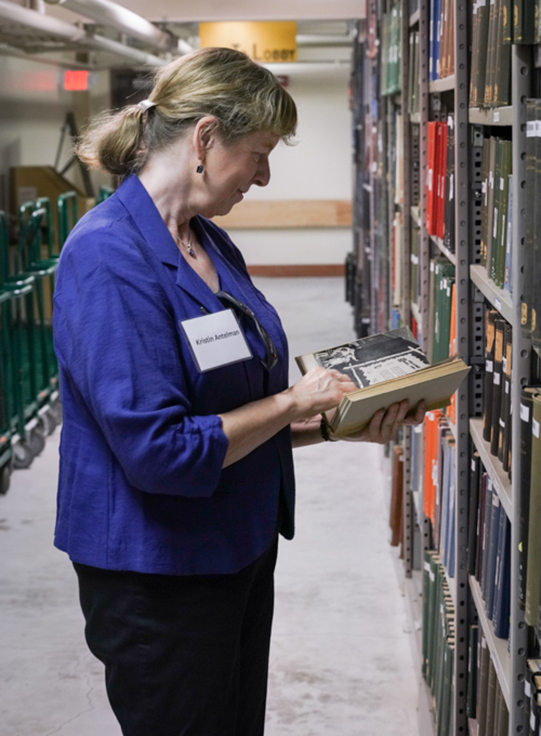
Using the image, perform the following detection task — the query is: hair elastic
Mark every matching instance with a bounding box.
[137,99,157,113]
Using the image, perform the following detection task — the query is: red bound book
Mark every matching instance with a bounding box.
[437,121,448,239]
[426,122,437,235]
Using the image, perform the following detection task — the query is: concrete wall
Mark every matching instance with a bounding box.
[0,54,353,267]
[0,54,110,211]
[227,62,354,267]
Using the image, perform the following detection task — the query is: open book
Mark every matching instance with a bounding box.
[295,327,470,437]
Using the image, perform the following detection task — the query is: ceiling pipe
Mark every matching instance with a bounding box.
[43,0,193,55]
[0,41,92,68]
[0,0,87,43]
[0,0,166,66]
[85,33,167,66]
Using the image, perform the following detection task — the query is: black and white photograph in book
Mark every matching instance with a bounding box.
[312,327,430,388]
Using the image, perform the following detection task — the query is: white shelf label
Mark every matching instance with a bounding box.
[495,298,502,311]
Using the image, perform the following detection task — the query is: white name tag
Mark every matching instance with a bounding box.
[180,310,252,372]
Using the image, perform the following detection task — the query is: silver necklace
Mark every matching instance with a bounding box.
[178,228,196,258]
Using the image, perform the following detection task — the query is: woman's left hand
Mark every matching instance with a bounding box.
[342,399,426,444]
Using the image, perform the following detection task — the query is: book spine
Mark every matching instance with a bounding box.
[490,317,506,455]
[468,452,481,575]
[518,388,537,609]
[483,308,497,442]
[524,394,541,625]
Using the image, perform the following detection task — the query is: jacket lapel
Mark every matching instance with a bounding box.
[115,175,219,313]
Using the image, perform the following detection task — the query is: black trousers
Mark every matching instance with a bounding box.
[74,539,278,736]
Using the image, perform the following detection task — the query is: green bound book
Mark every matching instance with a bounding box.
[502,0,512,42]
[489,138,503,284]
[484,657,497,736]
[494,140,512,289]
[525,393,541,626]
[485,0,498,105]
[496,691,509,736]
[477,635,490,736]
[467,624,479,718]
[469,1,480,106]
[514,0,536,43]
[485,137,498,280]
[532,99,541,358]
[494,0,511,105]
[422,549,435,678]
[479,136,491,268]
[521,101,537,339]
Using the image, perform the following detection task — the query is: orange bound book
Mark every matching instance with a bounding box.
[423,409,444,524]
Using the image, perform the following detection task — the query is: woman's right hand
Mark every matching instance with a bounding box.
[286,366,357,418]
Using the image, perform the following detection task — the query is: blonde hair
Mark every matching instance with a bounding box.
[76,47,298,176]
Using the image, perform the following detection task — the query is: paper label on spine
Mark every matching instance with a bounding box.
[494,372,501,386]
[533,419,540,439]
[521,404,530,422]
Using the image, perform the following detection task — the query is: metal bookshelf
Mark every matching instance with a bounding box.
[429,75,456,93]
[351,2,538,734]
[469,265,513,325]
[469,418,512,520]
[469,575,512,710]
[468,106,514,127]
[430,233,457,266]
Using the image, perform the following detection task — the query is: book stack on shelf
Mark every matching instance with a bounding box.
[429,0,455,82]
[470,631,510,736]
[381,3,402,96]
[521,98,541,356]
[469,0,512,108]
[467,455,511,642]
[349,0,541,734]
[478,135,513,291]
[422,550,455,735]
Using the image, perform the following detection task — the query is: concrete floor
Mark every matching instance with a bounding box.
[0,277,421,736]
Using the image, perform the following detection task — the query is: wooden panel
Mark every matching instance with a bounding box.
[213,199,352,229]
[247,264,345,277]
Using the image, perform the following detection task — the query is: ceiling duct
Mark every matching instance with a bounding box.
[43,0,193,55]
[0,0,167,65]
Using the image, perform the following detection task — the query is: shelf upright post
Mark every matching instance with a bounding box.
[401,0,411,331]
[418,0,430,355]
[401,0,414,578]
[509,43,531,736]
[451,2,471,733]
[369,32,378,335]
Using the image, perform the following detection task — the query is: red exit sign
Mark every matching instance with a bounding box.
[64,70,89,91]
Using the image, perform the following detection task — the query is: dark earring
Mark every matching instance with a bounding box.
[196,164,204,174]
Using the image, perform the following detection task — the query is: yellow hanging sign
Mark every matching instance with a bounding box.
[199,21,297,63]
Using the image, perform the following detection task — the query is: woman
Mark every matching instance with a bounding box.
[53,47,423,736]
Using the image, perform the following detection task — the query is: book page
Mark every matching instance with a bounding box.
[313,327,429,388]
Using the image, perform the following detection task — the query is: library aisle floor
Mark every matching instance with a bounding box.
[0,277,419,736]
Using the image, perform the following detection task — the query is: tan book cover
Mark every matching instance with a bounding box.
[296,327,470,438]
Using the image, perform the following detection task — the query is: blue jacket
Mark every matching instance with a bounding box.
[53,175,295,575]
